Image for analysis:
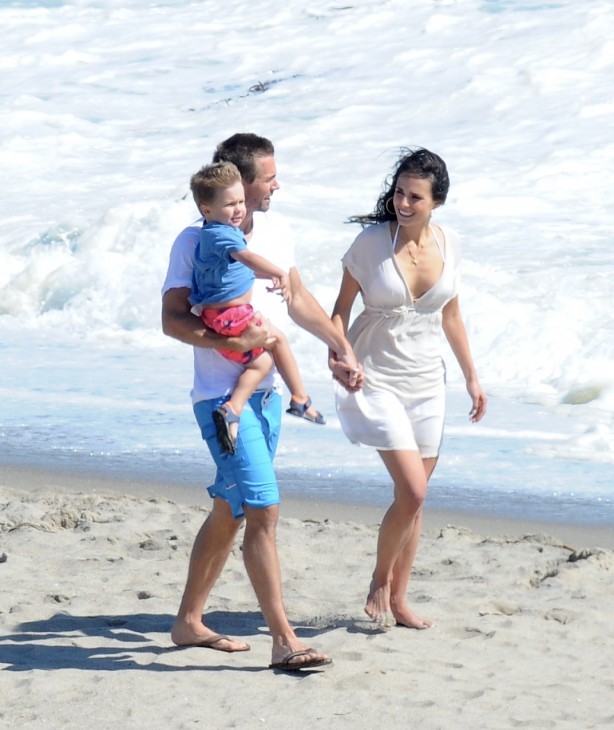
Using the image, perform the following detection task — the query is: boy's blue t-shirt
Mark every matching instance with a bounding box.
[190,221,255,306]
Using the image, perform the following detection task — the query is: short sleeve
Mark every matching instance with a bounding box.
[161,220,201,295]
[340,225,376,284]
[340,224,384,286]
[341,243,360,280]
[217,227,248,256]
[443,226,462,296]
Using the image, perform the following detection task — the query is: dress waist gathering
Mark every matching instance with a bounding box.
[363,303,415,318]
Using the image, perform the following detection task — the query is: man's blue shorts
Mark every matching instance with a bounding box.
[193,389,281,519]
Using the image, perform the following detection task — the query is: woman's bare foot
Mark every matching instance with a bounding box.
[391,600,434,630]
[171,619,250,652]
[364,580,395,628]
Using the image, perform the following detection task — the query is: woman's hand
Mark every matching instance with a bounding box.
[466,378,487,422]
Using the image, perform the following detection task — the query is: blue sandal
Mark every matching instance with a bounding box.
[212,404,240,455]
[286,396,326,425]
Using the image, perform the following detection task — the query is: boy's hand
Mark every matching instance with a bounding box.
[267,273,292,305]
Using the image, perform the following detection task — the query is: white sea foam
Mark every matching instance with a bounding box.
[0,0,612,520]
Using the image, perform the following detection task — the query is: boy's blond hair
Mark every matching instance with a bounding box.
[190,161,242,208]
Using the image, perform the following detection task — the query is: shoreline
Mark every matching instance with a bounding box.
[3,462,613,550]
[2,460,613,728]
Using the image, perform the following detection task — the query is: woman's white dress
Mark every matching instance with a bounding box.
[335,222,461,451]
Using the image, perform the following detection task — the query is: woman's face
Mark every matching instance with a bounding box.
[392,174,438,227]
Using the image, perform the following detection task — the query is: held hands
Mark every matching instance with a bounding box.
[329,350,364,392]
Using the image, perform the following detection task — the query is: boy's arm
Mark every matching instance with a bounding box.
[232,248,291,302]
[232,248,285,280]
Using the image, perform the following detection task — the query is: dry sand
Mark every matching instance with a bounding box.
[1,466,613,729]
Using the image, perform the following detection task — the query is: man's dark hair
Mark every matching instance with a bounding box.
[212,133,275,183]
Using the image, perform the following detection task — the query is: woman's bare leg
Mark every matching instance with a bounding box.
[365,450,428,626]
[389,457,438,628]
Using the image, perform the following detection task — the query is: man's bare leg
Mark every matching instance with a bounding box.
[241,504,330,668]
[171,497,250,651]
[389,457,438,629]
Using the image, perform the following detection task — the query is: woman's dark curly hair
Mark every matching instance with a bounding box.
[349,147,449,226]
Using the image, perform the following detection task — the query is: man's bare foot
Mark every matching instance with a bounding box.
[391,602,434,630]
[270,642,331,671]
[364,581,394,628]
[171,621,250,652]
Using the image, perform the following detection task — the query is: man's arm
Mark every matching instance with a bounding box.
[161,287,272,352]
[286,267,362,388]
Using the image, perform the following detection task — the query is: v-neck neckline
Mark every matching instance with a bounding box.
[390,222,446,303]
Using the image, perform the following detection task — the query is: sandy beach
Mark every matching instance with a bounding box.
[1,466,613,730]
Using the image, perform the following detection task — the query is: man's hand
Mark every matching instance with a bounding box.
[233,312,276,352]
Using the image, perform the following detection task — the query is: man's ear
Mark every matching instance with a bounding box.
[198,203,210,217]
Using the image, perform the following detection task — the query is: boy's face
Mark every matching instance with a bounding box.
[201,180,246,227]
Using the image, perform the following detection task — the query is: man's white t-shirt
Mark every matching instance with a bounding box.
[162,211,296,404]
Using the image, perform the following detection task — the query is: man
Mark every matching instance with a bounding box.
[161,133,360,671]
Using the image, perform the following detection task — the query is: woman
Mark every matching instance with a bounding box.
[331,148,487,629]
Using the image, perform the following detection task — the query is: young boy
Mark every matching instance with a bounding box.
[189,162,324,455]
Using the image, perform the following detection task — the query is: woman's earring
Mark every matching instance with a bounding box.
[385,198,396,216]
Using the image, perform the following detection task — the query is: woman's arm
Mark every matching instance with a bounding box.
[331,268,360,335]
[330,268,363,388]
[442,296,487,422]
